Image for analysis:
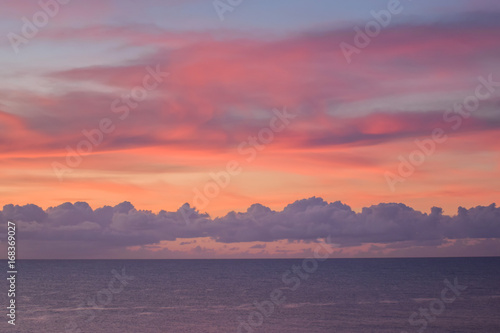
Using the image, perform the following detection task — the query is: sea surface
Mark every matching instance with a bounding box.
[1,257,499,332]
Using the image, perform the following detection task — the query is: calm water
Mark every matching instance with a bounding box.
[1,258,499,332]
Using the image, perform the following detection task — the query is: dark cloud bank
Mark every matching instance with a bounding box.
[1,197,499,258]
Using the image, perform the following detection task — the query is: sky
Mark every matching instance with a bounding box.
[0,0,499,259]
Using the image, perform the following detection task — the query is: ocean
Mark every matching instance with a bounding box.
[2,257,500,332]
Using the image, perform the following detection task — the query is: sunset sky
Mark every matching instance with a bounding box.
[1,0,499,258]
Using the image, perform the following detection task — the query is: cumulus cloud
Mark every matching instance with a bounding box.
[1,198,499,258]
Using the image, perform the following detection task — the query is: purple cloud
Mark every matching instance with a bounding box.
[1,198,499,258]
